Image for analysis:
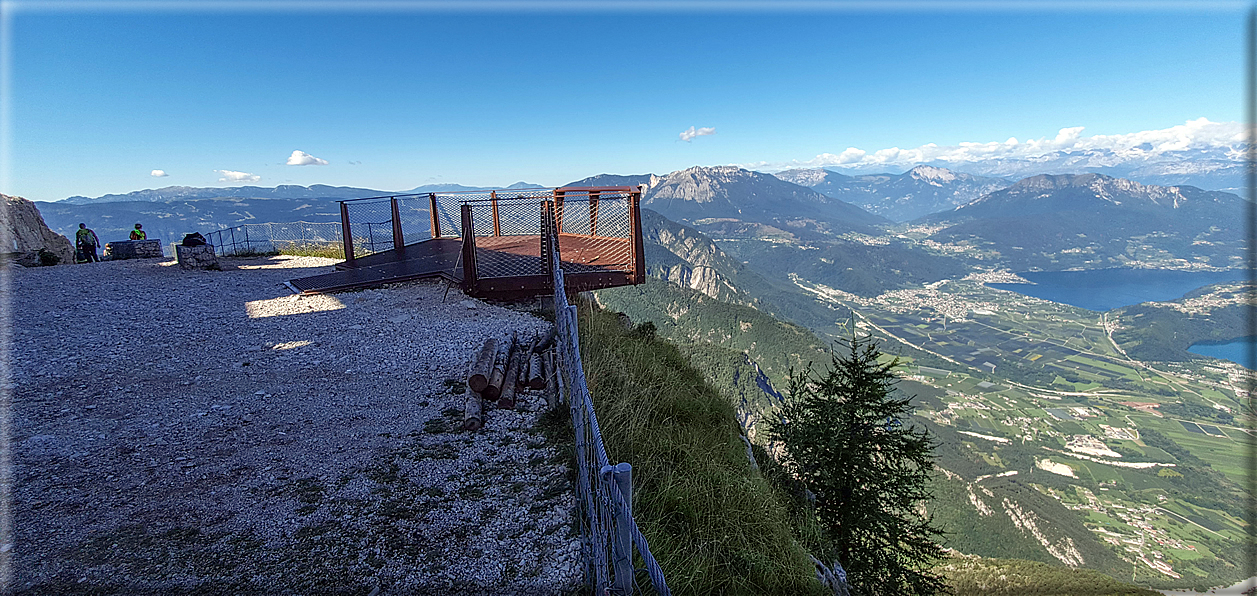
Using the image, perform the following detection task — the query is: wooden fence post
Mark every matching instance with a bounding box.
[605,462,634,594]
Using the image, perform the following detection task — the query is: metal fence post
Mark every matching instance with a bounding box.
[491,190,501,237]
[391,197,404,251]
[429,193,441,238]
[340,201,356,263]
[541,200,554,282]
[629,187,645,284]
[555,189,565,234]
[589,191,600,237]
[461,204,478,294]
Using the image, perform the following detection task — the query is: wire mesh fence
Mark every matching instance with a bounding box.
[205,222,344,257]
[395,196,435,246]
[341,198,396,257]
[548,214,670,596]
[465,197,551,279]
[555,190,634,275]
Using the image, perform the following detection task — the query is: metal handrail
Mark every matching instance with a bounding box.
[336,186,634,204]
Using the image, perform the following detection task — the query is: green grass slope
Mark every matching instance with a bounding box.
[574,303,829,596]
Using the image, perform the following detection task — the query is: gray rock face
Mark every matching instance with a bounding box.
[2,193,74,265]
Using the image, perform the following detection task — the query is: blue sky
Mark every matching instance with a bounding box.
[2,2,1247,201]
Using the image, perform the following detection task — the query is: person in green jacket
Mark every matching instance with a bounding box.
[76,223,100,263]
[129,223,147,240]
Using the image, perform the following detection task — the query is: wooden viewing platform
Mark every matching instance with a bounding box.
[288,187,646,298]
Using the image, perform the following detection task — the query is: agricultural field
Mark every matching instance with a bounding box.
[793,275,1253,588]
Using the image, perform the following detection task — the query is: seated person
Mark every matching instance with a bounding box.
[130,223,147,240]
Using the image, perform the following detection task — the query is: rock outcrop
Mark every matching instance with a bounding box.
[2,194,75,265]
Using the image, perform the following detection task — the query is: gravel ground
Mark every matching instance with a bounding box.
[9,256,580,595]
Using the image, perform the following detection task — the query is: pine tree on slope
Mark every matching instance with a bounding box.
[771,334,947,596]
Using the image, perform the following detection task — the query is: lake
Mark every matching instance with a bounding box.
[1187,337,1253,369]
[986,268,1248,312]
[1158,576,1256,596]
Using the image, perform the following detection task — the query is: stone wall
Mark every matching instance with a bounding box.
[104,240,164,260]
[176,244,220,270]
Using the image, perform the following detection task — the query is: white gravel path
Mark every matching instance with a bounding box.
[9,255,580,595]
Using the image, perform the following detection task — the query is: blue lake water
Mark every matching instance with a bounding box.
[1187,337,1253,368]
[986,268,1247,312]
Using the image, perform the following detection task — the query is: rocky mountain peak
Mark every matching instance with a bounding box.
[906,165,960,185]
[772,168,830,187]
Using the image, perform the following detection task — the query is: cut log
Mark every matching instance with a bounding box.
[516,339,535,390]
[485,335,515,401]
[527,352,545,390]
[463,391,483,431]
[498,351,525,409]
[468,337,497,393]
[532,325,557,353]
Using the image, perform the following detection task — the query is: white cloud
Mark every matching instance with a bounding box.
[680,126,716,142]
[150,169,168,177]
[776,118,1245,171]
[216,169,261,183]
[286,150,329,166]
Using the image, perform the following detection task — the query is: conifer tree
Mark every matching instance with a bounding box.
[770,333,947,596]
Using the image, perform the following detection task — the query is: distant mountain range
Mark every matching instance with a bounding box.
[927,146,1245,194]
[774,165,1010,222]
[798,143,1246,196]
[58,181,544,205]
[569,167,889,238]
[920,173,1246,270]
[37,164,1248,273]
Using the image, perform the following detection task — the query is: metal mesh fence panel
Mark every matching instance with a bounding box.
[205,222,344,257]
[343,199,396,257]
[549,242,670,596]
[556,192,634,274]
[432,195,466,238]
[395,196,435,245]
[469,196,551,279]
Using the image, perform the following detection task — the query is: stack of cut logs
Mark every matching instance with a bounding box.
[463,326,559,431]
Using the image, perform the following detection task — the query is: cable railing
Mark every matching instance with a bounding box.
[546,206,670,596]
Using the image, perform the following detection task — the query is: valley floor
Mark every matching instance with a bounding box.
[11,256,578,594]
